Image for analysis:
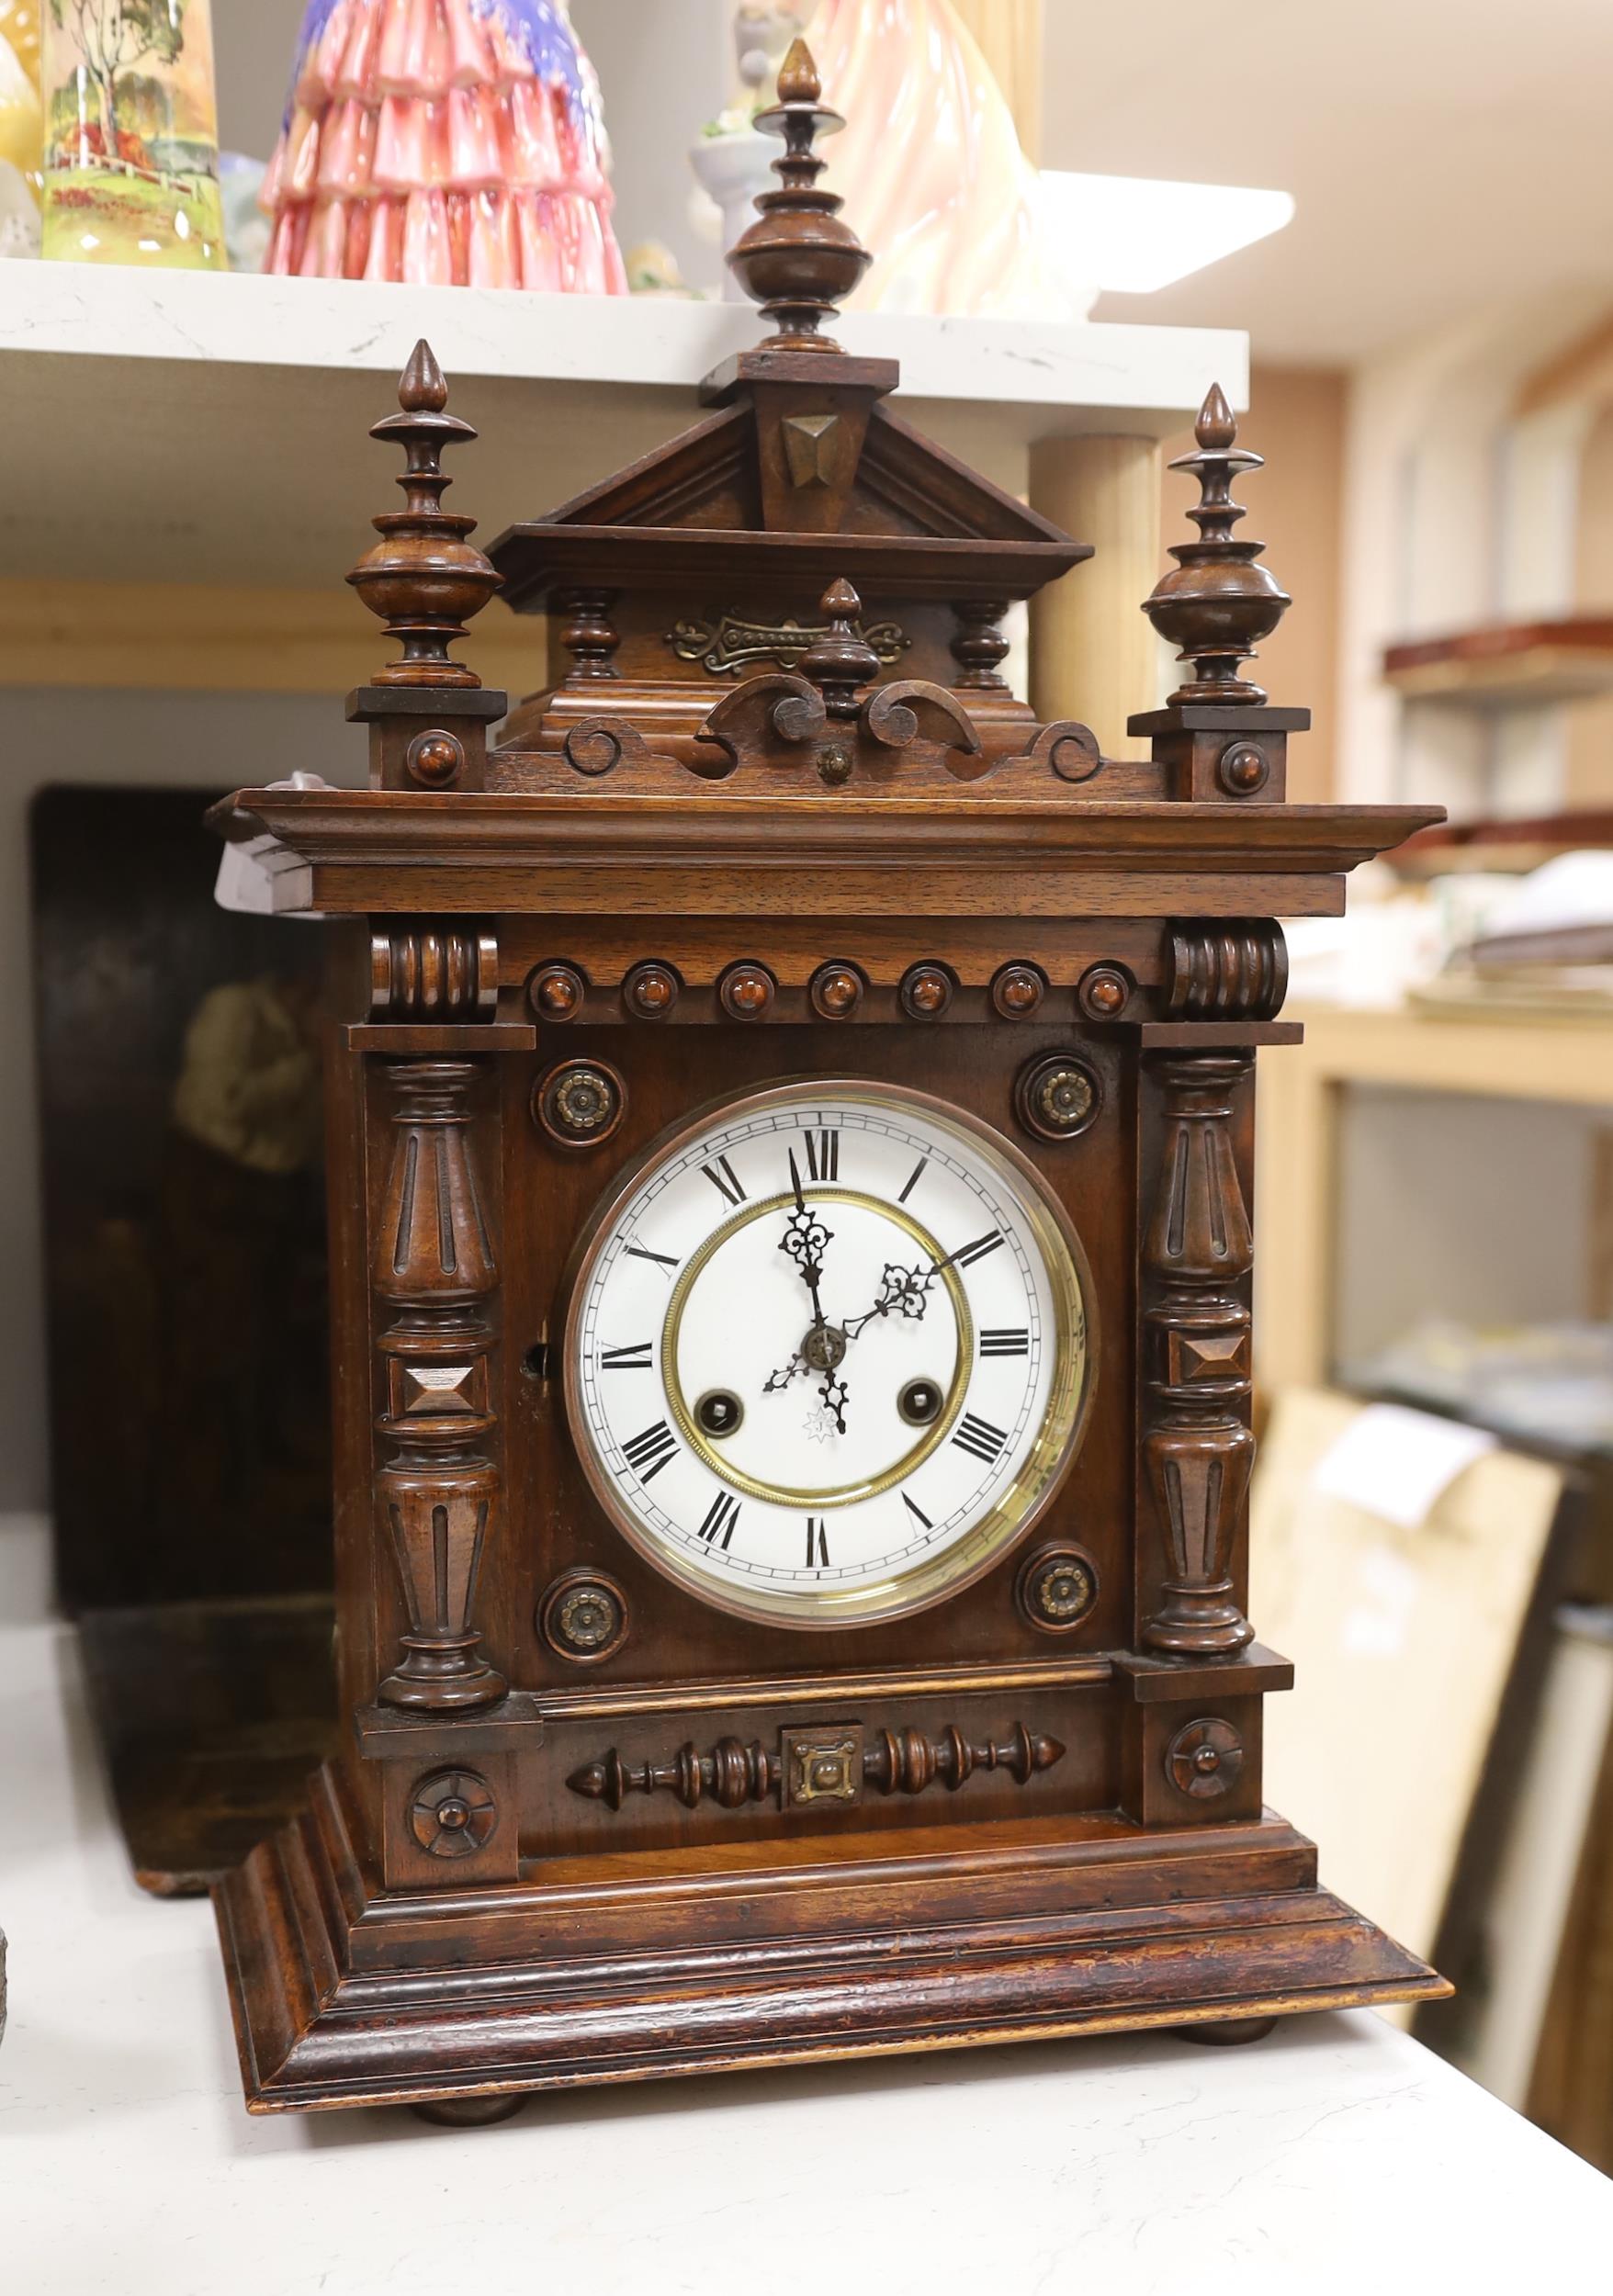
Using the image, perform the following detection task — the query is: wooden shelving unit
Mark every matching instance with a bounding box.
[1256,1003,1613,1393]
[1382,616,1613,707]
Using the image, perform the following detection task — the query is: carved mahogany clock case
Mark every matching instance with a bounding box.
[211,47,1448,2121]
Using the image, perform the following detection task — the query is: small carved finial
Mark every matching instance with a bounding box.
[726,44,872,351]
[800,578,879,715]
[1195,380,1237,452]
[397,336,449,414]
[346,341,502,688]
[1140,384,1292,707]
[776,35,820,104]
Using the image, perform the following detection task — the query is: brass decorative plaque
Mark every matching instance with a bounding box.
[666,610,909,678]
[782,1726,863,1807]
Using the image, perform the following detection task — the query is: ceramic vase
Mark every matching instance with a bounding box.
[39,0,225,267]
[262,0,626,293]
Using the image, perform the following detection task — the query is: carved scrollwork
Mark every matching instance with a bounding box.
[696,671,827,774]
[568,1719,1064,1814]
[998,720,1104,785]
[560,716,682,780]
[864,677,982,760]
[693,590,986,785]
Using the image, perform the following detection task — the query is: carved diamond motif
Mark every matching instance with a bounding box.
[1167,1328,1251,1386]
[782,411,840,487]
[397,1361,482,1416]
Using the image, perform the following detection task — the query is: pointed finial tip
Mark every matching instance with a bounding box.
[821,577,862,619]
[778,37,821,105]
[399,339,448,415]
[1196,382,1236,451]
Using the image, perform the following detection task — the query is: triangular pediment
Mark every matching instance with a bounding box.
[856,406,1073,545]
[541,404,761,533]
[529,395,1074,550]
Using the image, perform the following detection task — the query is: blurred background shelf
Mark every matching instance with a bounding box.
[1382,617,1613,708]
[1258,1004,1613,1398]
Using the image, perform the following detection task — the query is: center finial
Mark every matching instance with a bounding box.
[726,42,873,353]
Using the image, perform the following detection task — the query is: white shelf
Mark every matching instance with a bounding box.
[0,263,1246,589]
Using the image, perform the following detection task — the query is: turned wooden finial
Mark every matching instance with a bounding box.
[776,35,819,105]
[1140,384,1292,707]
[726,42,872,352]
[347,340,502,689]
[800,578,879,716]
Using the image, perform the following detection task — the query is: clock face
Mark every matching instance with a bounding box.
[564,1081,1093,1628]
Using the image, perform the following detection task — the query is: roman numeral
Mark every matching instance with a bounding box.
[803,1128,839,1183]
[626,1243,679,1274]
[979,1327,1030,1357]
[902,1492,933,1530]
[698,1491,740,1550]
[601,1341,653,1370]
[701,1155,746,1207]
[898,1156,928,1204]
[952,1412,1010,1466]
[622,1419,678,1483]
[805,1517,829,1568]
[952,1230,1003,1268]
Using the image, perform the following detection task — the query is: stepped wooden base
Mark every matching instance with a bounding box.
[214,1762,1449,2116]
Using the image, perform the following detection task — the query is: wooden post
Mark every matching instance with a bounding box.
[1028,433,1163,749]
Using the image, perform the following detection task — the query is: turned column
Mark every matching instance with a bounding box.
[371,1059,506,1709]
[1140,1052,1256,1655]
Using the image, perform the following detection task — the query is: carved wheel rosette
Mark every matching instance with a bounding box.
[1166,1718,1244,1800]
[409,1768,498,1858]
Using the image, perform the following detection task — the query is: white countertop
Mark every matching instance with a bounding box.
[0,264,1246,587]
[3,1581,1609,2295]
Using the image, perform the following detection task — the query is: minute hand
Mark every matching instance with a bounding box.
[842,1227,1001,1337]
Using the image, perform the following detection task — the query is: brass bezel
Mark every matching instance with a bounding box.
[562,1078,1098,1632]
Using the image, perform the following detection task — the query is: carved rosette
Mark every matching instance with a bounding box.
[372,1060,506,1709]
[1141,1053,1257,1656]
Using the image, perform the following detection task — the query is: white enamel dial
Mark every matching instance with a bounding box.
[565,1081,1092,1627]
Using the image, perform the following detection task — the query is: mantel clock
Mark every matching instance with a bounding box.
[212,46,1449,2121]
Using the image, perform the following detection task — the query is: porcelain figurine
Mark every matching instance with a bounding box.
[262,0,626,293]
[695,0,1078,321]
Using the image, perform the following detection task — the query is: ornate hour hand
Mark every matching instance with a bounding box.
[780,1148,833,1288]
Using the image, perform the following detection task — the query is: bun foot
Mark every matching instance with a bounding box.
[1176,2015,1280,2047]
[411,2093,527,2127]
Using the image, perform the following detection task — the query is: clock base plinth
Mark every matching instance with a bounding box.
[214,1761,1449,2117]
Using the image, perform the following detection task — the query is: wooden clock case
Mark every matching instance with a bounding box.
[212,49,1449,2120]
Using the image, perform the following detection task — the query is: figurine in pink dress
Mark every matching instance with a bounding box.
[262,0,627,292]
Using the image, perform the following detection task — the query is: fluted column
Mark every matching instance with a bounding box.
[371,1059,506,1710]
[1140,1052,1257,1656]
